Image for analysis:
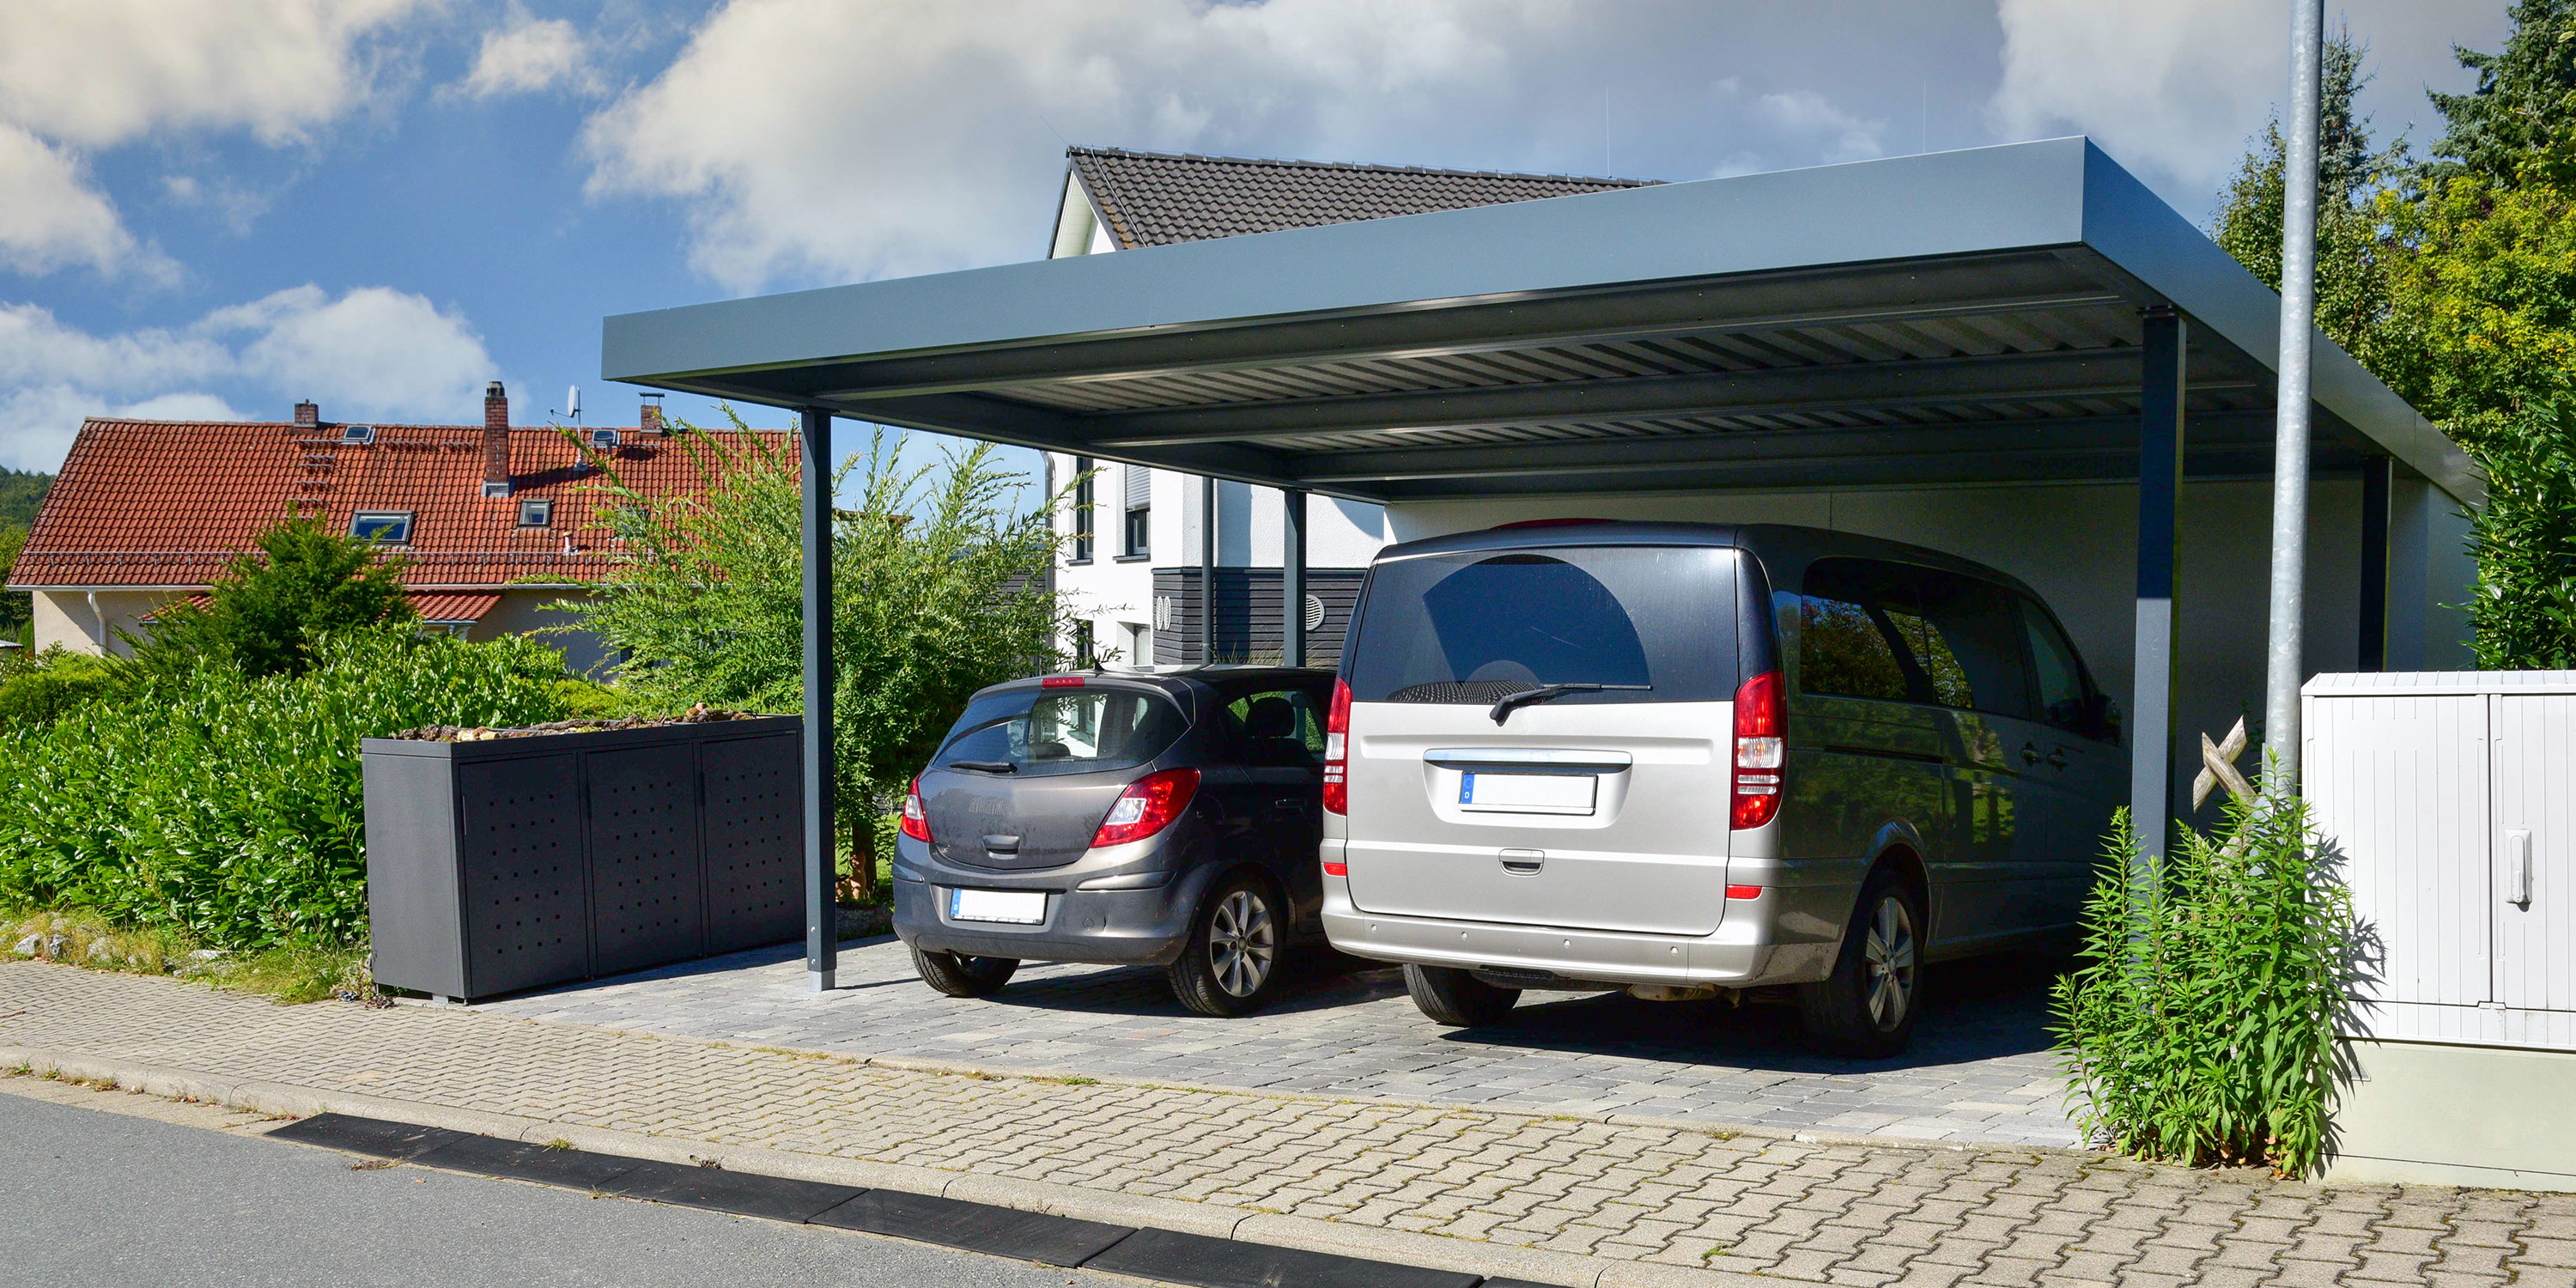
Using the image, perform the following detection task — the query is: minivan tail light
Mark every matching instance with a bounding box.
[1322,677,1352,815]
[1730,670,1785,830]
[1092,768,1200,847]
[900,776,932,842]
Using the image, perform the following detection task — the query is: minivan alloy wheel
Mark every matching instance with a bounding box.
[1862,895,1917,1028]
[1208,888,1277,998]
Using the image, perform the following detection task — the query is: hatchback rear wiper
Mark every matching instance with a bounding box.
[945,759,1018,774]
[1489,683,1651,725]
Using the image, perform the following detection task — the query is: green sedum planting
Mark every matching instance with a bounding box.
[0,628,564,950]
[2052,789,2360,1178]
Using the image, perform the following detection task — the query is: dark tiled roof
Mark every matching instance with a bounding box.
[11,418,788,591]
[1066,146,1655,248]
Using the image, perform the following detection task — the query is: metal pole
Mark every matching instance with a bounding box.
[2132,308,2186,863]
[1283,489,1309,669]
[799,407,836,993]
[2263,0,2325,792]
[1199,474,1217,664]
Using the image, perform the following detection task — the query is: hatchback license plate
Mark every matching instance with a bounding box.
[948,888,1047,924]
[1459,771,1596,815]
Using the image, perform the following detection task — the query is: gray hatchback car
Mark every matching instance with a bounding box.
[893,665,1336,1016]
[1321,521,2123,1055]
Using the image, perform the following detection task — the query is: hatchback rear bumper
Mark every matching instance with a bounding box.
[1320,883,1840,989]
[890,833,1214,969]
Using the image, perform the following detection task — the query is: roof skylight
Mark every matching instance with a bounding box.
[349,511,414,544]
[340,424,376,446]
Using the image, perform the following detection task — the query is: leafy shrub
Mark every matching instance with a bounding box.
[0,649,114,728]
[131,517,416,679]
[2051,788,2360,1177]
[0,628,564,949]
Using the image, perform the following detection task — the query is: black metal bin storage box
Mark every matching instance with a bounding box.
[362,716,802,1001]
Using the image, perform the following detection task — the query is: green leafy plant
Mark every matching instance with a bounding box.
[557,413,1070,901]
[0,647,114,728]
[0,627,565,948]
[129,516,416,679]
[2051,785,2360,1177]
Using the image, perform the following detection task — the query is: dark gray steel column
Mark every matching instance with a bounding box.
[2359,455,2391,672]
[2132,309,2185,862]
[1283,489,1309,668]
[799,406,836,993]
[1199,474,1217,663]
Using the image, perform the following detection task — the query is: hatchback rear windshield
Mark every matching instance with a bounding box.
[1346,545,1738,705]
[932,687,1186,776]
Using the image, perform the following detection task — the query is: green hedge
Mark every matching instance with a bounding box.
[0,629,564,949]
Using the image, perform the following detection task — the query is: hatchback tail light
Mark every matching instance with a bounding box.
[1092,768,1200,847]
[1730,670,1785,829]
[1322,677,1352,816]
[899,776,933,842]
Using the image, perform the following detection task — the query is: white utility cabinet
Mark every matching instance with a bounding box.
[2305,671,2576,1190]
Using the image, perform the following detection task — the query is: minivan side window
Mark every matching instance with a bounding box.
[1798,561,1911,702]
[1882,568,2032,721]
[2019,599,2097,737]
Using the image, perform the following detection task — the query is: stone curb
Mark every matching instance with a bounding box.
[0,1042,1775,1288]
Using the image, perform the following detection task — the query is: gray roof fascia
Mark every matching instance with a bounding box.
[2070,143,2475,502]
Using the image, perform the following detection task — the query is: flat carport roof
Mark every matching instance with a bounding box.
[602,137,2470,506]
[598,136,2469,991]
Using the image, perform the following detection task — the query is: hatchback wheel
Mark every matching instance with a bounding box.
[1168,872,1283,1018]
[1796,868,1923,1057]
[911,946,1018,999]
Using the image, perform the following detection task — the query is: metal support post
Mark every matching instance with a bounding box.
[1283,489,1309,669]
[1199,474,1217,664]
[2360,456,2391,672]
[2132,308,2186,863]
[2263,0,2326,791]
[799,407,836,993]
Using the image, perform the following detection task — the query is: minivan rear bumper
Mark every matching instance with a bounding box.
[1319,879,1839,989]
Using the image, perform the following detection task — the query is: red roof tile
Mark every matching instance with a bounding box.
[411,592,501,623]
[9,418,789,591]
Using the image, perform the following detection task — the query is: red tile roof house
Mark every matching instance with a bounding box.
[8,382,780,673]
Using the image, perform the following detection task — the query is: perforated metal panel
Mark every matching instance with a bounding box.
[702,732,802,953]
[586,743,704,975]
[455,755,587,996]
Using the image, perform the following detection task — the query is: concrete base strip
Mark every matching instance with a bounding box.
[0,1044,1759,1288]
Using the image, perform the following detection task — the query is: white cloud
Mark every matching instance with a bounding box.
[456,15,600,100]
[0,0,424,277]
[0,287,493,471]
[1756,90,1885,165]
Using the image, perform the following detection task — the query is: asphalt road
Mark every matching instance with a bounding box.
[0,1090,1127,1288]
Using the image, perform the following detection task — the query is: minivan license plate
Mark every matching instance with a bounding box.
[1459,771,1595,815]
[948,888,1047,924]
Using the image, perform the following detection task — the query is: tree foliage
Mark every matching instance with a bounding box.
[560,414,1069,898]
[2421,0,2576,191]
[131,517,416,679]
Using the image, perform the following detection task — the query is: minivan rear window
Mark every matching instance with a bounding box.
[1346,545,1737,705]
[932,687,1185,776]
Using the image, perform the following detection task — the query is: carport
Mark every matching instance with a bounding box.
[601,137,2475,990]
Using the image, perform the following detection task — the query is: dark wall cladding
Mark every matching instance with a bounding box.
[1150,567,1365,667]
[364,717,802,1000]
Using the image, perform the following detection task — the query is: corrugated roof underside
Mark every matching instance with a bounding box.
[1069,146,1653,248]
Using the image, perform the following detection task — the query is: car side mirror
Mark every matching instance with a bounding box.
[2087,692,2122,745]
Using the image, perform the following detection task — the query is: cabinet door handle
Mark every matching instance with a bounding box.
[2509,829,2534,907]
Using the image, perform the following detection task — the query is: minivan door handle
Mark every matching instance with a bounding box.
[2046,747,2070,770]
[2020,742,2043,766]
[1499,848,1545,875]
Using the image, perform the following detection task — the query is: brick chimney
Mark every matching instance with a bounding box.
[293,399,319,428]
[482,381,512,498]
[640,393,664,435]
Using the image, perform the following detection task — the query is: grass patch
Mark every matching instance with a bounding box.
[1029,1075,1099,1087]
[6,905,368,1005]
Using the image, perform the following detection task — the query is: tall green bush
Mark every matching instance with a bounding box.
[0,628,564,949]
[2052,791,2359,1178]
[133,516,416,678]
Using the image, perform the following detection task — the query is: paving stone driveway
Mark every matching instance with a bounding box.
[483,934,2081,1147]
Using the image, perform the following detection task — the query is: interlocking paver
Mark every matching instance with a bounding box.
[8,959,2575,1288]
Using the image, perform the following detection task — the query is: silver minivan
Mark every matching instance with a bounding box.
[1319,521,2122,1055]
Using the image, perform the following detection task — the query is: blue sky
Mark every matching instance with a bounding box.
[0,0,2513,485]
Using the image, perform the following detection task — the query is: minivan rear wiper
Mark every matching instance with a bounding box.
[1488,683,1651,725]
[945,759,1018,774]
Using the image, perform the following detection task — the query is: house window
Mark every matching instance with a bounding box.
[349,511,414,544]
[518,498,552,528]
[1070,456,1095,562]
[1072,620,1095,668]
[1121,464,1151,557]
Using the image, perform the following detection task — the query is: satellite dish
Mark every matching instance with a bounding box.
[565,385,581,422]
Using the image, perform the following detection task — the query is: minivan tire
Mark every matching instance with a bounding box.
[911,947,1018,998]
[1402,963,1521,1027]
[1167,871,1287,1018]
[1796,867,1925,1058]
